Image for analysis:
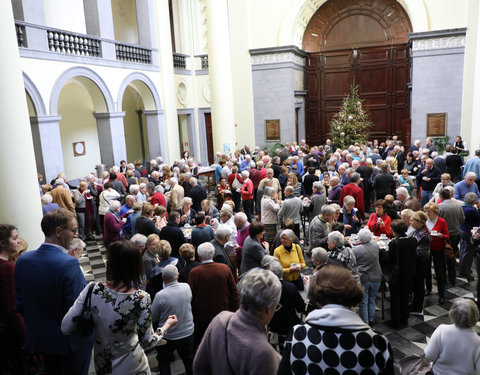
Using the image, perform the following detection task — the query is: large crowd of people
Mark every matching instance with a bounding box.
[2,135,480,374]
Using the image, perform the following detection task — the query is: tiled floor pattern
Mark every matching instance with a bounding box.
[81,237,480,375]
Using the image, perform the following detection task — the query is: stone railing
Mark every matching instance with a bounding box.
[199,54,209,69]
[47,29,101,57]
[115,42,151,64]
[15,22,26,47]
[173,53,187,69]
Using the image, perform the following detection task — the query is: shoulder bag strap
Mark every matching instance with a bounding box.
[84,282,95,316]
[225,315,236,375]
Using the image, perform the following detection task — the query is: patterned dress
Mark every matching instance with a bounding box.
[62,282,163,375]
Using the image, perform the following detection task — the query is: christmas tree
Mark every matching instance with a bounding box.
[329,85,373,149]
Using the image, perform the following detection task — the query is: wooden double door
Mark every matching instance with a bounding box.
[305,44,411,146]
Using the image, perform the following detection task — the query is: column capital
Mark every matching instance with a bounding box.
[143,110,164,116]
[93,112,125,119]
[30,115,62,124]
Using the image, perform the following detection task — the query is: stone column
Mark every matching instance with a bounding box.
[461,1,480,151]
[12,0,48,51]
[94,112,127,167]
[205,0,236,156]
[83,0,116,60]
[154,0,180,163]
[30,115,65,183]
[144,110,167,162]
[0,0,44,247]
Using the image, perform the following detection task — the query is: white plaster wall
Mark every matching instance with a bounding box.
[43,0,86,33]
[58,81,101,178]
[423,0,468,31]
[229,0,255,151]
[111,0,139,44]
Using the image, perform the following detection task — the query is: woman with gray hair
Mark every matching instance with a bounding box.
[273,229,306,290]
[307,181,327,222]
[311,247,328,273]
[103,200,127,246]
[194,269,282,374]
[326,231,359,282]
[260,186,280,247]
[352,228,382,325]
[177,197,196,227]
[424,298,480,374]
[459,192,480,281]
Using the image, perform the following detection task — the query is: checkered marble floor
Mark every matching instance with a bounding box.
[80,237,480,375]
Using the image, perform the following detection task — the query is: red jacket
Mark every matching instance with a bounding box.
[241,179,254,201]
[115,172,128,190]
[339,183,365,220]
[367,213,391,237]
[151,192,166,208]
[429,216,449,252]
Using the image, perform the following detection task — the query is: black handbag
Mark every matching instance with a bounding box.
[73,283,95,336]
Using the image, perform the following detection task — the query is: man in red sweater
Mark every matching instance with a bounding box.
[339,172,365,220]
[240,170,254,222]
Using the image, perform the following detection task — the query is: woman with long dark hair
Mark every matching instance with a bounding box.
[62,240,177,374]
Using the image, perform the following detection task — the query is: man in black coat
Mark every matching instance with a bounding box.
[373,162,395,200]
[302,167,320,197]
[189,177,207,212]
[416,158,441,208]
[271,156,282,178]
[210,225,236,277]
[446,146,463,182]
[356,160,374,211]
[160,211,187,258]
[304,149,320,169]
[394,145,406,171]
[268,261,305,347]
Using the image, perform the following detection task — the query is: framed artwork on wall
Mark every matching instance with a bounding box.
[426,113,446,137]
[73,141,86,157]
[265,119,280,141]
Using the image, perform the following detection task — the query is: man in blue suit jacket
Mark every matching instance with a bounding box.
[15,208,94,375]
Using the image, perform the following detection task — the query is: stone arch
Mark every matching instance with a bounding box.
[279,0,427,48]
[50,66,115,116]
[23,72,47,117]
[302,0,412,52]
[117,72,162,111]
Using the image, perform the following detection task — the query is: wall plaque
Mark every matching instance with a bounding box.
[73,141,86,157]
[265,119,280,141]
[426,113,446,137]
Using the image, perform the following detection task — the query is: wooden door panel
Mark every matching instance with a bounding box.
[305,44,410,146]
[204,113,214,165]
[323,71,353,96]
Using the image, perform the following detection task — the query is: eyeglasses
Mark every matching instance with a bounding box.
[61,227,78,235]
[275,303,282,312]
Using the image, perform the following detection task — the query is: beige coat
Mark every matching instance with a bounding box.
[170,184,184,210]
[49,186,75,213]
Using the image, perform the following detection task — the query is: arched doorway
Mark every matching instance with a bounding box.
[118,73,165,164]
[303,0,412,146]
[122,85,149,164]
[57,77,105,179]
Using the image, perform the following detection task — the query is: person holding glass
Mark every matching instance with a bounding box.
[62,240,177,374]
